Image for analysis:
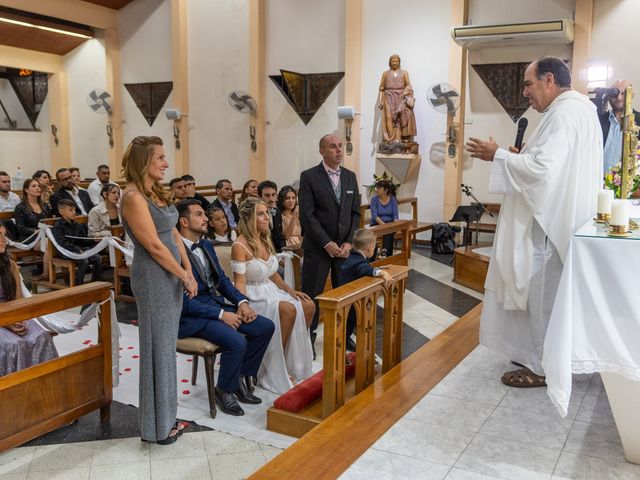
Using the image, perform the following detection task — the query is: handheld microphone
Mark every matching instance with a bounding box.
[591,87,620,97]
[514,117,528,152]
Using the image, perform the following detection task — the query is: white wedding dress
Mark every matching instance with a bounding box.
[231,244,313,394]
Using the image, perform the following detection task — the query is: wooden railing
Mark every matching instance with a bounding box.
[317,264,409,418]
[0,282,113,451]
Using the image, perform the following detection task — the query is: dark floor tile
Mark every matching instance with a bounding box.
[371,306,429,360]
[406,269,480,318]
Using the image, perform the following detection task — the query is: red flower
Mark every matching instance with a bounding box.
[182,390,190,394]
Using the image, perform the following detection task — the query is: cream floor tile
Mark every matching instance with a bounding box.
[499,384,585,421]
[403,314,447,339]
[564,420,626,464]
[340,448,450,480]
[27,468,90,480]
[200,430,262,456]
[29,443,93,472]
[0,447,35,475]
[431,372,510,406]
[258,444,283,462]
[479,405,572,450]
[90,462,150,480]
[575,389,616,427]
[148,431,206,460]
[0,473,27,480]
[406,394,496,433]
[552,451,640,480]
[207,450,267,480]
[455,434,560,480]
[373,418,475,466]
[445,468,504,480]
[90,437,149,465]
[150,456,212,480]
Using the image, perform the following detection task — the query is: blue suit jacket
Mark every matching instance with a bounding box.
[179,239,248,338]
[339,251,376,286]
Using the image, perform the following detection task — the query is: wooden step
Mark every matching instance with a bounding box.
[453,245,490,293]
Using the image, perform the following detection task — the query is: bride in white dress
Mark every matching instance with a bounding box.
[231,198,314,394]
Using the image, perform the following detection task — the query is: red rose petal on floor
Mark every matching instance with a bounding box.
[131,320,138,325]
[127,346,134,350]
[186,359,193,362]
[132,355,139,359]
[124,368,131,372]
[83,340,91,345]
[182,390,190,394]
[181,378,188,383]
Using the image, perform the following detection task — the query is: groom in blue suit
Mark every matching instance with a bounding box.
[176,200,274,416]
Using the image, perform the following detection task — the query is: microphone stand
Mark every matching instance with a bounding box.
[461,184,493,245]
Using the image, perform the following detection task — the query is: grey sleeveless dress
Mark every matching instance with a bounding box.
[123,197,182,442]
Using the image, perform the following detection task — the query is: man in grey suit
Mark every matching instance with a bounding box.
[298,134,361,351]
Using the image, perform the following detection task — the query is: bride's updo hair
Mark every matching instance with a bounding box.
[237,197,275,256]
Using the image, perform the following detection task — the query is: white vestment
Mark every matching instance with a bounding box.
[480,90,603,375]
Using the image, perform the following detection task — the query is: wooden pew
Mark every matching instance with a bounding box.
[0,282,113,452]
[0,211,44,267]
[266,264,409,437]
[359,197,434,256]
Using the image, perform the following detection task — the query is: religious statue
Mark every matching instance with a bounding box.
[378,54,418,154]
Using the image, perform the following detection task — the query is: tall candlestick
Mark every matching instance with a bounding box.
[610,200,630,228]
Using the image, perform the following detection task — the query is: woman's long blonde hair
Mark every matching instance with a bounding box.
[237,197,274,257]
[121,136,169,204]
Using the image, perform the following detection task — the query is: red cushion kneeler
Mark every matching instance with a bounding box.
[273,352,357,413]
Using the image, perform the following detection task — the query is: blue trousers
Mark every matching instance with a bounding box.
[192,305,274,392]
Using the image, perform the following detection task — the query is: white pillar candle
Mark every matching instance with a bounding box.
[597,189,614,214]
[610,200,631,226]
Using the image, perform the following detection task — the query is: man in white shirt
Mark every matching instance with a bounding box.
[0,171,20,211]
[87,165,111,205]
[466,57,602,387]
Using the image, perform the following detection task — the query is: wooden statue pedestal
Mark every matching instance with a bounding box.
[453,243,491,293]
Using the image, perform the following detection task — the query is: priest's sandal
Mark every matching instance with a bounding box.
[501,367,546,388]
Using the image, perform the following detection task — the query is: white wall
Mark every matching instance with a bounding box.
[63,35,109,178]
[187,0,250,187]
[118,0,175,178]
[590,0,640,111]
[361,0,452,225]
[264,0,344,188]
[461,0,575,205]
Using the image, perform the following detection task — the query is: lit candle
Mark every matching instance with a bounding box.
[597,189,614,214]
[610,200,630,227]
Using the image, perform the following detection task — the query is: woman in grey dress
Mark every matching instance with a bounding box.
[0,225,58,376]
[121,136,197,445]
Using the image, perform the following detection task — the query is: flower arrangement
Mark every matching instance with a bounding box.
[604,146,640,198]
[363,171,401,198]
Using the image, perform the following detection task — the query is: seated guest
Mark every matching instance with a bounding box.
[258,180,284,252]
[370,179,399,257]
[68,167,85,192]
[169,177,189,204]
[340,229,392,351]
[232,197,314,394]
[52,199,102,285]
[32,170,53,209]
[239,179,259,203]
[87,165,111,205]
[176,199,274,416]
[278,185,302,247]
[88,184,121,238]
[181,174,210,210]
[0,224,58,376]
[0,171,20,211]
[207,206,237,243]
[14,179,51,241]
[51,168,94,217]
[212,179,239,230]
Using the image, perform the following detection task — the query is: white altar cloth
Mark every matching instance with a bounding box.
[543,209,640,418]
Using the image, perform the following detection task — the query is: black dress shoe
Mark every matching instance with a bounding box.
[346,337,356,352]
[242,375,256,394]
[235,379,262,405]
[214,387,244,416]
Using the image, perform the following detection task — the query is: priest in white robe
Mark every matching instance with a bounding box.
[466,57,603,387]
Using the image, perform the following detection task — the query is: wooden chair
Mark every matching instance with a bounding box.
[176,337,222,418]
[111,225,134,302]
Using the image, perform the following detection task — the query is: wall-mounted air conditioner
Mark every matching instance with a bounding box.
[451,19,574,49]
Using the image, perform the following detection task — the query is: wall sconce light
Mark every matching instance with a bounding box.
[106,124,114,148]
[337,106,359,156]
[51,124,59,146]
[173,125,181,150]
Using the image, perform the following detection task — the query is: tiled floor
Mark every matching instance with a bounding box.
[4,247,639,479]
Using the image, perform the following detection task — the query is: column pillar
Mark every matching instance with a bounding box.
[105,28,124,178]
[343,0,362,176]
[249,0,266,181]
[572,0,594,94]
[171,0,190,175]
[48,71,71,172]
